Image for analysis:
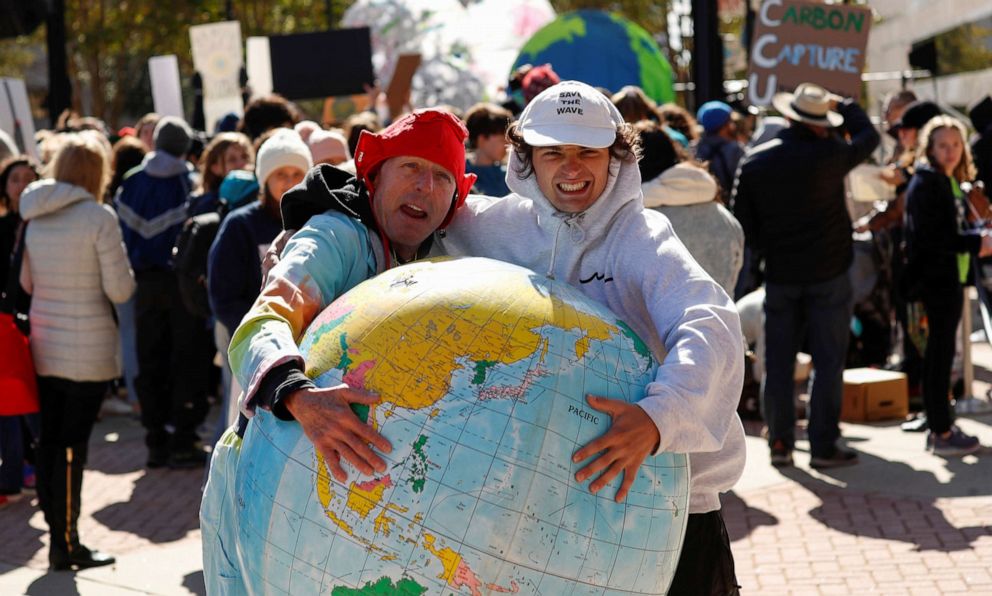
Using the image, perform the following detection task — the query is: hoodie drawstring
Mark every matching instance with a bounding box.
[547,213,586,278]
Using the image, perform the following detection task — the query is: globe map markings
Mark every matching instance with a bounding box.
[230,257,689,595]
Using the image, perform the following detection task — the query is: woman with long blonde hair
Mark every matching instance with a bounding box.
[18,132,135,569]
[903,116,991,456]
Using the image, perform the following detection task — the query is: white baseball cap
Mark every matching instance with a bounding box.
[518,80,624,149]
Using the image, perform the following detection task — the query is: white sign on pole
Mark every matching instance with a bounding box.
[245,36,274,99]
[189,20,244,133]
[148,55,185,120]
[0,78,38,159]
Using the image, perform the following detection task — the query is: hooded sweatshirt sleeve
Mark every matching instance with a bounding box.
[228,212,373,415]
[622,223,745,456]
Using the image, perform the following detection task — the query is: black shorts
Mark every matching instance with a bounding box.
[668,509,741,595]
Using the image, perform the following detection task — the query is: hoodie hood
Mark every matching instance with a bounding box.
[141,150,191,178]
[281,164,376,232]
[19,179,94,221]
[641,162,718,208]
[504,147,644,244]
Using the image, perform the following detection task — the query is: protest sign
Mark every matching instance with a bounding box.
[747,0,871,106]
[149,55,185,120]
[267,28,374,100]
[190,21,244,132]
[0,78,37,159]
[246,36,274,99]
[386,53,421,119]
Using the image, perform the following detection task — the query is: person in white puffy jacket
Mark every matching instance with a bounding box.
[18,132,135,571]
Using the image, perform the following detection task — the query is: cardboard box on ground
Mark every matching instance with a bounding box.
[842,368,909,422]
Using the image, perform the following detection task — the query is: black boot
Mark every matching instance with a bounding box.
[48,445,115,571]
[34,444,59,538]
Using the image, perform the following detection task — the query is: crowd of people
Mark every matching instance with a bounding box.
[1,62,990,589]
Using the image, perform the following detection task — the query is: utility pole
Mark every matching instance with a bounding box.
[690,0,724,110]
[45,0,71,125]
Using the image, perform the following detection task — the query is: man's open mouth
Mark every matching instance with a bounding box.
[400,204,428,218]
[557,181,590,193]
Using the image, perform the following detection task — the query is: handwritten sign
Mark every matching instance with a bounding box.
[190,21,244,132]
[747,0,871,106]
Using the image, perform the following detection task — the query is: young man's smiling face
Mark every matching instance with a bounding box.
[372,156,456,260]
[532,144,610,213]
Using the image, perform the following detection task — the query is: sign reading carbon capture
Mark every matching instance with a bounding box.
[747,0,872,106]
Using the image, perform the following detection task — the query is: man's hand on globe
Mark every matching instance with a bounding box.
[571,395,661,503]
[285,384,393,482]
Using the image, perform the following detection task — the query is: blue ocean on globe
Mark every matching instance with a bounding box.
[222,257,689,595]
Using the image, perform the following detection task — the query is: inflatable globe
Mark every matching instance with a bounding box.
[513,9,676,104]
[233,257,688,594]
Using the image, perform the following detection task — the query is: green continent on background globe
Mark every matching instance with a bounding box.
[331,576,426,595]
[517,12,585,58]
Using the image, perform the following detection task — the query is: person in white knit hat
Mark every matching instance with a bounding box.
[207,128,312,434]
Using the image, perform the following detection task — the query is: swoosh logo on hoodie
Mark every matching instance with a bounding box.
[580,272,614,284]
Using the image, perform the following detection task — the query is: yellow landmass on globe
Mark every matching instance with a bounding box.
[422,533,462,584]
[374,503,408,537]
[306,266,618,412]
[346,477,392,519]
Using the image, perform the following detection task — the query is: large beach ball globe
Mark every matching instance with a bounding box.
[232,257,688,594]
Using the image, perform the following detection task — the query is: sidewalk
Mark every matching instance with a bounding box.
[1,364,990,595]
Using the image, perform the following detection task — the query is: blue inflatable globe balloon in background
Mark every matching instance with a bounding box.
[228,257,689,595]
[513,9,677,105]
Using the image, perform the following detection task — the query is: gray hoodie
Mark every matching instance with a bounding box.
[437,148,746,514]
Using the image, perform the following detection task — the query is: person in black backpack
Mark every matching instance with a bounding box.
[207,129,311,433]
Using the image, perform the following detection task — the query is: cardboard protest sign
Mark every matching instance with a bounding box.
[386,53,421,119]
[747,0,871,106]
[0,78,37,159]
[190,21,244,132]
[268,28,374,100]
[149,55,185,120]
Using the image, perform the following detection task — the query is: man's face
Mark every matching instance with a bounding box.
[532,144,610,213]
[372,156,457,259]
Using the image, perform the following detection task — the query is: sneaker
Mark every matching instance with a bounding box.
[901,413,928,432]
[930,427,981,456]
[770,440,793,468]
[810,443,859,469]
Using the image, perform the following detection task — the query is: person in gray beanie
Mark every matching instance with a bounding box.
[115,115,213,470]
[153,116,193,158]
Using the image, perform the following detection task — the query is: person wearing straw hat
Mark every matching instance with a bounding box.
[732,82,880,470]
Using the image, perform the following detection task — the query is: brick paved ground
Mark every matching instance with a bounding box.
[1,381,990,594]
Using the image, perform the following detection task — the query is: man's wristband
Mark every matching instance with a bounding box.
[256,362,317,421]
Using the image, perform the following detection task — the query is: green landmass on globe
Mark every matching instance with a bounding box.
[230,257,689,594]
